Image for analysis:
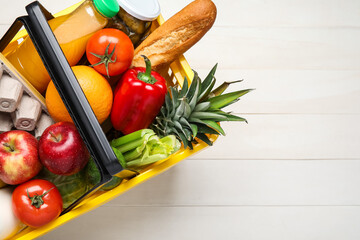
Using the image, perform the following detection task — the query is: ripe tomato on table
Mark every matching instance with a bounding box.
[86,28,134,77]
[12,179,63,228]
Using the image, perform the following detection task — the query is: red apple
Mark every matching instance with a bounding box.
[0,130,42,185]
[38,122,90,175]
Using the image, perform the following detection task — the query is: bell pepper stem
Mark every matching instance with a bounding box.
[137,55,157,84]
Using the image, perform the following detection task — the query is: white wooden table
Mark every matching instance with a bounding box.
[1,0,360,239]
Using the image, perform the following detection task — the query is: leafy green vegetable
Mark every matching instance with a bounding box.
[111,129,181,171]
[36,168,88,208]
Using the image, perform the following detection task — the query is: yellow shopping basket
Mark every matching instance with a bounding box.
[0,1,218,239]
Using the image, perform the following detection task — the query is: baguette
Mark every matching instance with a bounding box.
[131,0,217,71]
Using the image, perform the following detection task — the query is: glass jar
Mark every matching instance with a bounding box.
[106,0,161,47]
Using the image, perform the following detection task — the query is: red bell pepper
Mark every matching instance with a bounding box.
[110,55,167,135]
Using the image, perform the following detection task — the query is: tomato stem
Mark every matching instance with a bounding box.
[27,187,54,209]
[90,43,117,77]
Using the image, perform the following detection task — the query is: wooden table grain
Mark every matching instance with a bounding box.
[1,0,360,239]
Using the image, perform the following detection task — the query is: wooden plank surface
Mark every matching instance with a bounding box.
[1,0,360,239]
[194,115,360,160]
[39,206,360,240]
[105,160,360,206]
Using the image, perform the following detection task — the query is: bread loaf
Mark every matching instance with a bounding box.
[131,0,217,71]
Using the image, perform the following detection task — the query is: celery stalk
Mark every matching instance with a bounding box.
[112,147,127,168]
[110,129,181,170]
[126,154,169,169]
[123,147,144,161]
[110,129,154,148]
[117,132,155,153]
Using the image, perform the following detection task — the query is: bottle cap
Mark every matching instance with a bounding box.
[117,0,161,21]
[94,0,120,18]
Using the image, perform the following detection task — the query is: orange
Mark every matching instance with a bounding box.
[46,66,113,124]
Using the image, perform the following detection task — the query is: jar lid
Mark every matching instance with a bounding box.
[94,0,119,18]
[117,0,161,21]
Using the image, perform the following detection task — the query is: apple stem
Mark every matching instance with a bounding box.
[49,131,60,142]
[27,187,54,209]
[2,143,14,152]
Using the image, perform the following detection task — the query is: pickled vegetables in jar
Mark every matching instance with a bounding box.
[106,0,161,47]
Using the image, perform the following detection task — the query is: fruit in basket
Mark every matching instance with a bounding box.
[0,130,42,185]
[111,56,167,134]
[0,188,23,239]
[151,64,252,149]
[45,66,113,124]
[86,28,134,77]
[12,179,63,228]
[39,122,90,176]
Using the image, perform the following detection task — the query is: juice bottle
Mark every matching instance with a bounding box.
[6,0,119,94]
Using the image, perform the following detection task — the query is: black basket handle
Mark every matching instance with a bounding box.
[25,1,124,177]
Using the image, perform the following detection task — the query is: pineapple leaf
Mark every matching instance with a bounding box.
[165,93,172,116]
[188,117,205,125]
[188,78,200,111]
[188,118,225,135]
[202,120,226,135]
[190,111,228,121]
[185,70,199,100]
[188,141,194,150]
[217,99,240,109]
[196,133,213,146]
[200,63,217,96]
[208,89,254,110]
[207,79,243,99]
[198,76,216,102]
[172,127,188,149]
[193,102,211,112]
[174,99,185,121]
[197,124,220,135]
[160,106,166,117]
[174,120,187,137]
[214,111,248,122]
[183,101,192,118]
[190,124,198,138]
[179,117,192,130]
[170,87,180,117]
[179,77,189,98]
[184,128,193,141]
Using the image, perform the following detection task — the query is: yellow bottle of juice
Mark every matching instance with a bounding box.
[6,0,119,94]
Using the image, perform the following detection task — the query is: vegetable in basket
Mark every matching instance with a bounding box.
[36,168,88,208]
[111,56,167,135]
[86,129,181,190]
[86,28,134,77]
[150,64,253,149]
[110,129,181,170]
[12,179,63,228]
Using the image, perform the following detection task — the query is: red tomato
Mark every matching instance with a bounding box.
[86,28,134,77]
[12,179,63,228]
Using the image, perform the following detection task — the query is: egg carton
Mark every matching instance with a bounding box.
[0,54,54,138]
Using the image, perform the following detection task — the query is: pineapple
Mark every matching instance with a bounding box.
[151,64,253,149]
